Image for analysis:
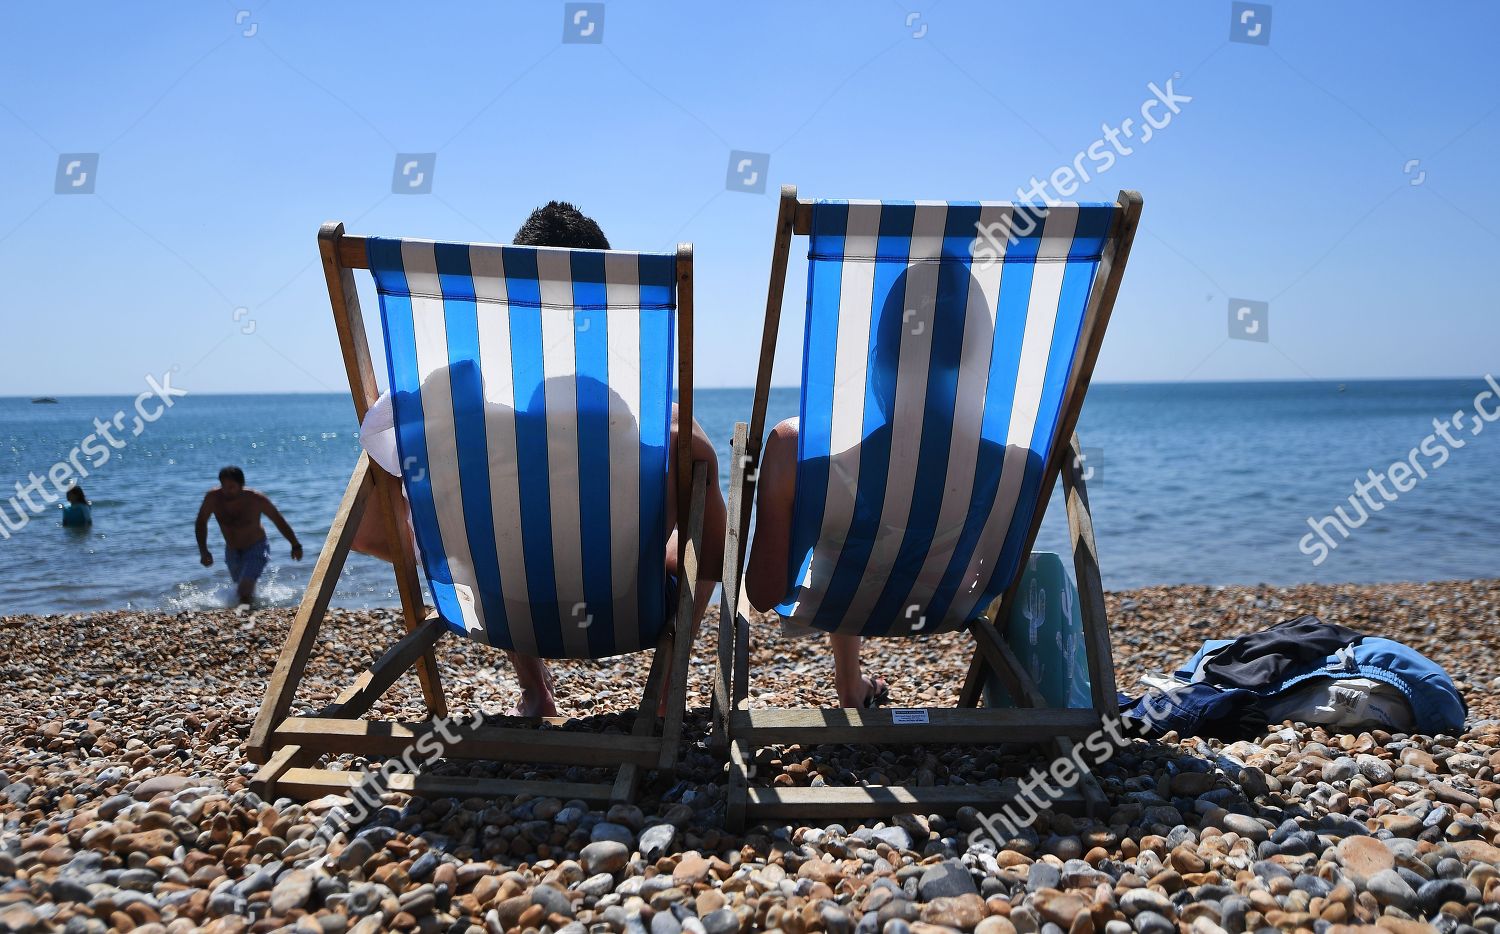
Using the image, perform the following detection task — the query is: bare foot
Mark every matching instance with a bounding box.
[838,673,889,709]
[506,653,558,717]
[509,688,559,718]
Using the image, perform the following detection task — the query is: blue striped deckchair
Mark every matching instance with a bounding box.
[249,223,707,807]
[715,187,1141,828]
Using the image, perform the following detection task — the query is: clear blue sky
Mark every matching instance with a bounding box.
[3,1,1497,395]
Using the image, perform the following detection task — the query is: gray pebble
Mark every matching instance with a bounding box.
[1141,806,1183,827]
[1365,869,1416,911]
[337,837,374,871]
[1219,894,1250,932]
[639,823,677,861]
[117,868,157,892]
[532,884,573,918]
[1221,813,1269,841]
[702,909,739,934]
[869,827,913,852]
[917,859,978,899]
[408,850,437,882]
[581,840,630,876]
[97,794,134,821]
[1133,911,1175,934]
[208,890,247,916]
[578,872,615,898]
[592,822,636,846]
[1120,888,1174,918]
[1028,862,1061,892]
[1355,754,1394,783]
[1418,878,1478,914]
[1295,875,1333,898]
[1323,757,1358,782]
[50,877,94,904]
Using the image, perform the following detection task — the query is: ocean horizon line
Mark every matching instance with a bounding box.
[6,374,1492,400]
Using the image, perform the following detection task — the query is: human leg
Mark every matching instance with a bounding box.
[831,633,887,708]
[504,651,558,718]
[659,406,726,715]
[233,538,271,605]
[743,418,798,613]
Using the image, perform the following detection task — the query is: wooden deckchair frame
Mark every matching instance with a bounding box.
[713,187,1142,829]
[247,224,706,807]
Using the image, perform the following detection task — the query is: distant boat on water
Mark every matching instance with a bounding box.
[31,397,59,404]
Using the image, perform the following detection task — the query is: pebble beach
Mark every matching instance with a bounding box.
[3,579,1498,934]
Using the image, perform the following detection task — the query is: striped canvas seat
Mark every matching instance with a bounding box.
[777,200,1117,638]
[365,238,678,659]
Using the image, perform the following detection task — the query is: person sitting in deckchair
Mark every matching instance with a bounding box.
[352,201,726,717]
[744,260,996,709]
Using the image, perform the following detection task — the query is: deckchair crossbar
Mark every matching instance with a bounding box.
[730,707,1099,746]
[274,717,662,766]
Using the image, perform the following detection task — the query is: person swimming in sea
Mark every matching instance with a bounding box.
[195,466,303,605]
[61,485,92,528]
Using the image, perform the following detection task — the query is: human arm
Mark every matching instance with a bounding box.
[195,494,214,566]
[744,420,799,612]
[261,495,303,561]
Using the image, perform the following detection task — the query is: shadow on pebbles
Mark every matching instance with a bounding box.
[1,579,1498,933]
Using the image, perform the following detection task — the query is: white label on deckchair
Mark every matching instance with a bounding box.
[890,708,929,724]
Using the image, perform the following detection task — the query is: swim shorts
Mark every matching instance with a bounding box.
[225,538,272,585]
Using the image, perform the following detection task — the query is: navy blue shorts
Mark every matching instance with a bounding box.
[225,539,271,585]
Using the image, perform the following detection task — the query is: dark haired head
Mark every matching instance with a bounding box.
[514,201,610,250]
[219,466,246,486]
[66,485,87,504]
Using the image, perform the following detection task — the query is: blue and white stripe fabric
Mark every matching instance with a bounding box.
[365,238,678,659]
[776,200,1116,638]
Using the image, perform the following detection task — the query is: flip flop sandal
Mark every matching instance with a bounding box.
[862,674,891,709]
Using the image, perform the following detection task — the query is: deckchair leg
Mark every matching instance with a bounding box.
[252,613,447,797]
[1053,736,1110,818]
[248,455,375,763]
[656,460,708,773]
[1062,432,1119,723]
[959,587,1032,711]
[726,538,755,831]
[712,423,751,751]
[378,469,447,719]
[610,627,675,803]
[959,435,1120,720]
[726,633,753,831]
[726,739,752,832]
[958,654,989,708]
[725,193,796,829]
[320,221,446,719]
[969,608,1046,709]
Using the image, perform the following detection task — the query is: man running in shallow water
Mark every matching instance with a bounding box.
[195,465,302,604]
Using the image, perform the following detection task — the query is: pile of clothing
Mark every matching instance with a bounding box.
[1121,615,1465,739]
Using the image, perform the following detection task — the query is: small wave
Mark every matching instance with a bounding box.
[164,580,236,612]
[163,574,305,612]
[252,573,302,607]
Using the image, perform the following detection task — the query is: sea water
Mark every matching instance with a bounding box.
[2,380,1497,616]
